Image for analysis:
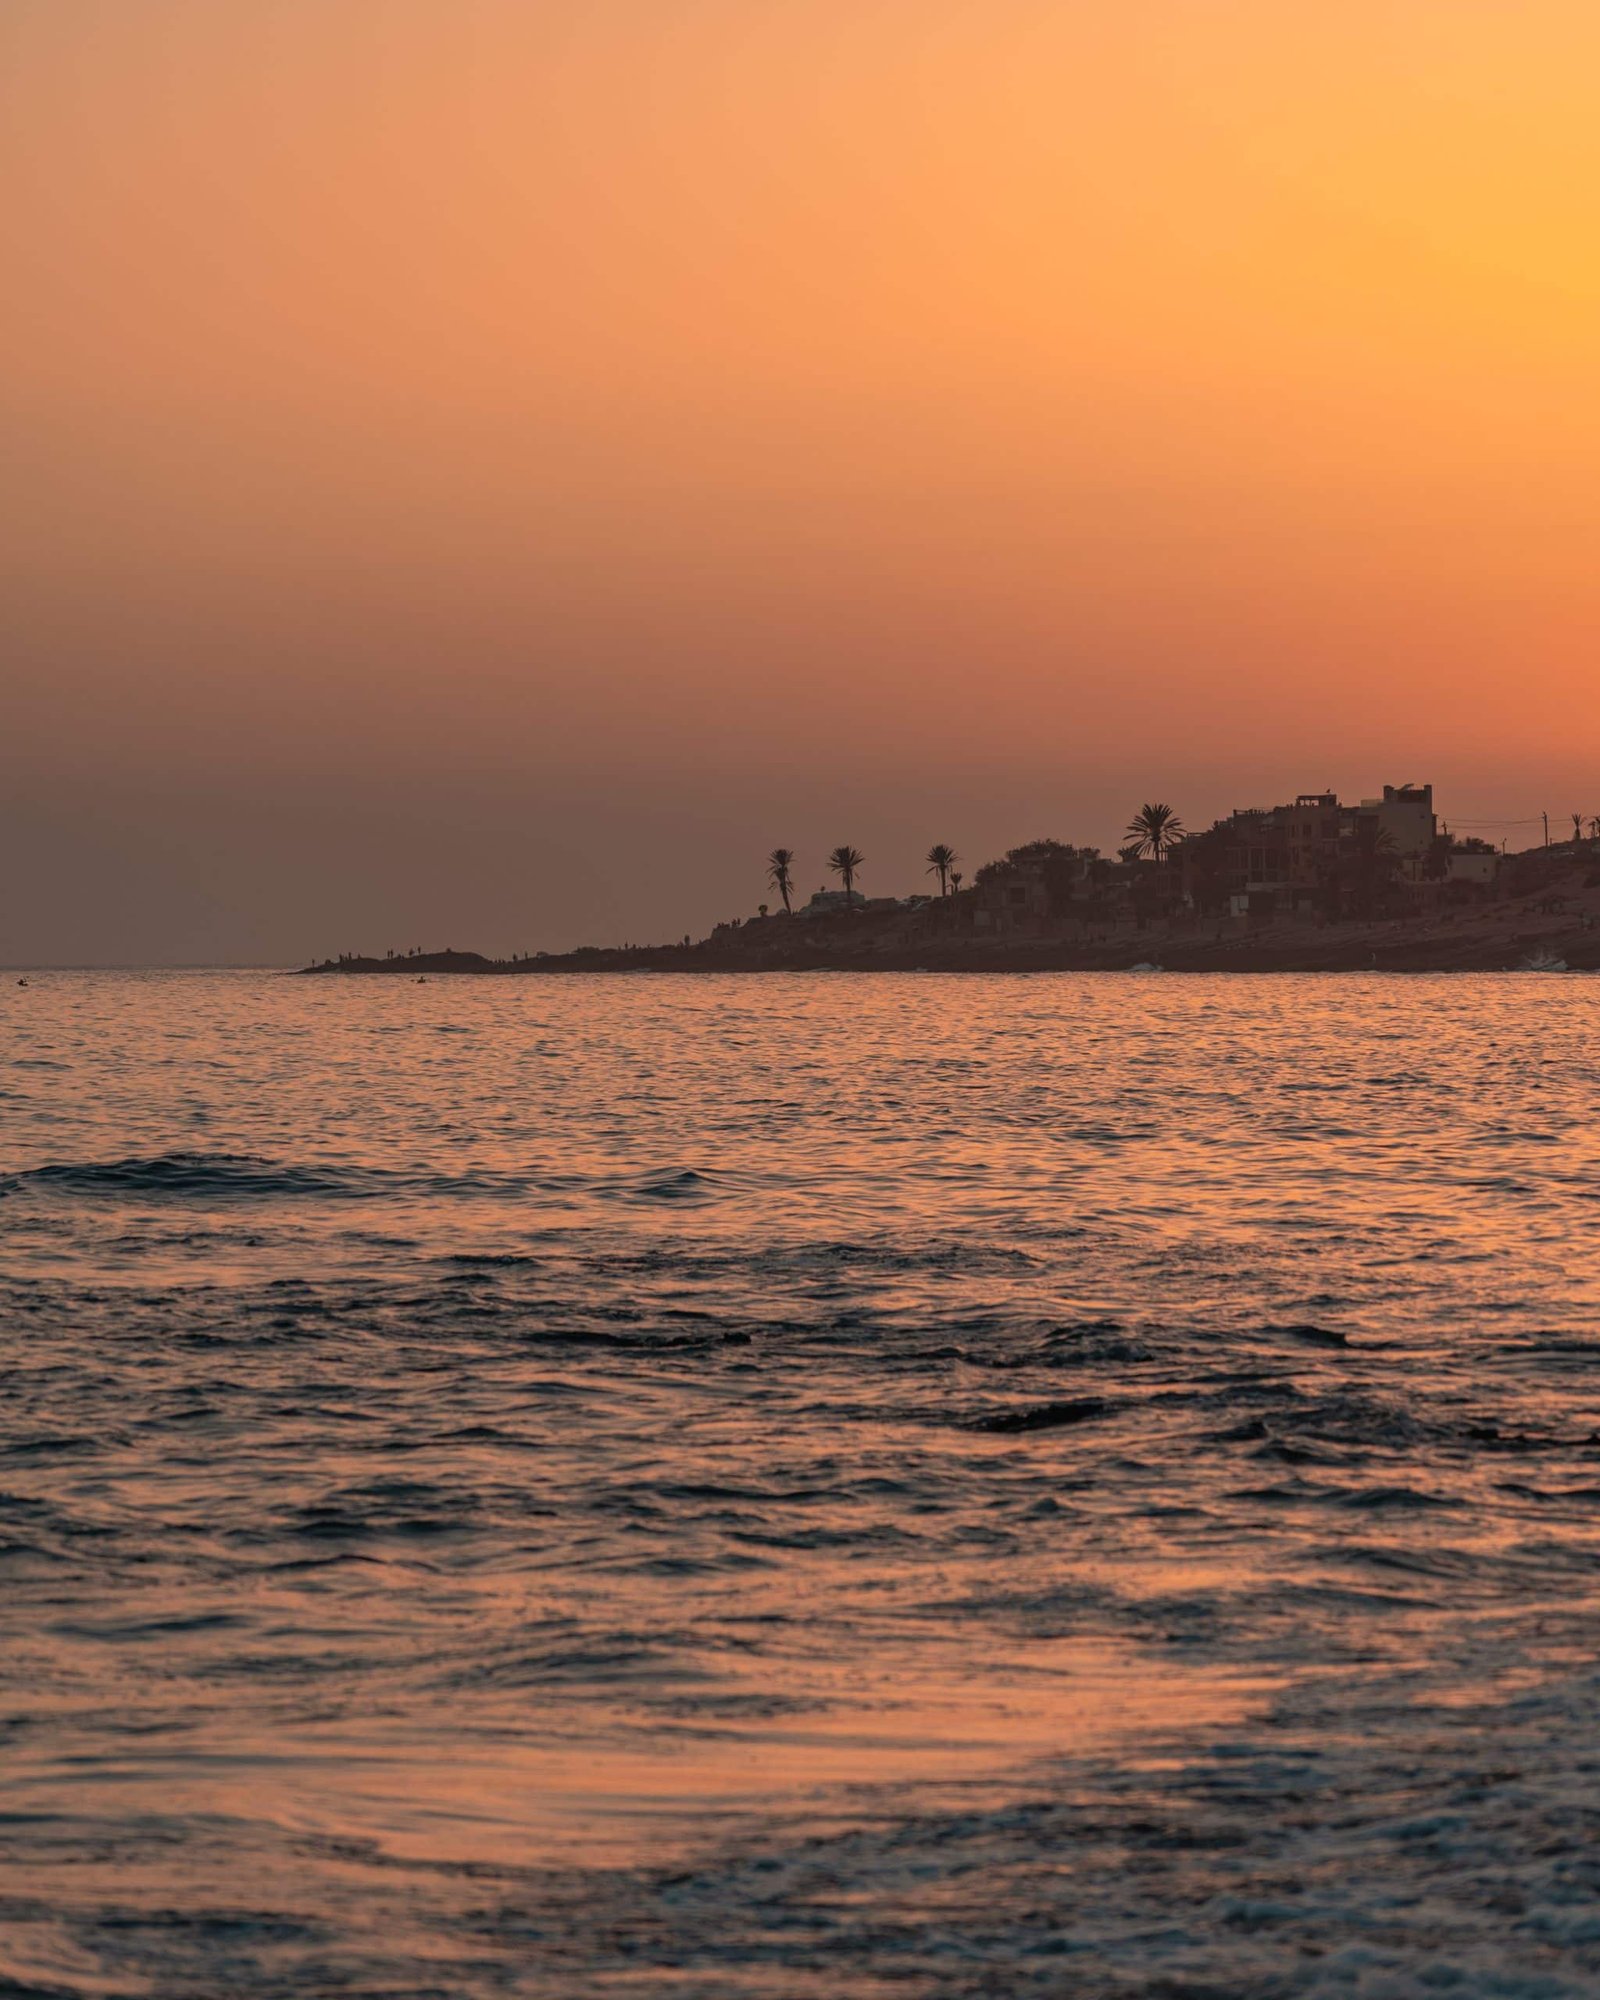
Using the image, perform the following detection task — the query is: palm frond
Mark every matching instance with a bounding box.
[1124,802,1185,861]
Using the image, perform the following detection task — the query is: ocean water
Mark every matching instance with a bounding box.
[4,969,1600,1999]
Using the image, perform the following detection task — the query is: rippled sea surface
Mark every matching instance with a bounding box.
[5,970,1600,1998]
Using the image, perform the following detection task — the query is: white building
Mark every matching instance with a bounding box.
[1358,784,1436,877]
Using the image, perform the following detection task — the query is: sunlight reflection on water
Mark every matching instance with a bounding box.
[4,971,1600,1994]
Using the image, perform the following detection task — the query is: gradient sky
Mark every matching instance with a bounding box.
[5,0,1599,962]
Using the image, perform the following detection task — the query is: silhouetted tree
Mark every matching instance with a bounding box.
[827,845,865,902]
[1345,825,1403,919]
[1180,823,1235,914]
[926,843,958,895]
[767,847,797,914]
[1125,802,1185,862]
[1573,813,1585,844]
[973,839,1078,884]
[973,839,1091,918]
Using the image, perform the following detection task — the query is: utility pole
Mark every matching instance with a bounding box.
[1543,811,1550,847]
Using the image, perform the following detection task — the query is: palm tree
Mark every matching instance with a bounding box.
[827,844,865,902]
[1125,802,1185,863]
[766,847,797,914]
[1345,824,1402,919]
[925,843,958,895]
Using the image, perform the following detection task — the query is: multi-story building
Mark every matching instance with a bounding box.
[1360,784,1436,879]
[1180,783,1438,914]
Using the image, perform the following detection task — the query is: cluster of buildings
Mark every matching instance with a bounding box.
[723,782,1511,946]
[1209,784,1435,894]
[1178,782,1497,919]
[967,783,1504,936]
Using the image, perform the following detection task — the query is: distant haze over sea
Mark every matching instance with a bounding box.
[0,763,1568,966]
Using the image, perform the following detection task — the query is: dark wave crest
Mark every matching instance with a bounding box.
[3,1152,397,1202]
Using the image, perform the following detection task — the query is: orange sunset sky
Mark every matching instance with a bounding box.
[4,0,1599,962]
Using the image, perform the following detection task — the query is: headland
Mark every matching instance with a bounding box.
[303,812,1600,978]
